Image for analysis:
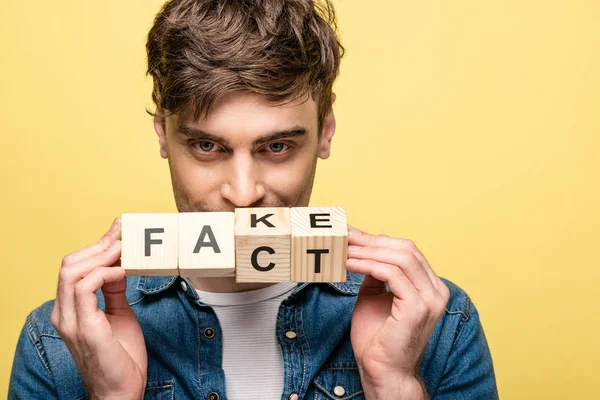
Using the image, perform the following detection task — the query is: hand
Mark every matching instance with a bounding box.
[50,218,147,399]
[346,226,450,399]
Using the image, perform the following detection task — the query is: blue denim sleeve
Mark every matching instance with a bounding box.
[8,313,58,399]
[433,301,499,399]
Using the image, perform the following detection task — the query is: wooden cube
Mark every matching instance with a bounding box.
[234,207,291,283]
[178,212,235,278]
[291,207,348,282]
[121,213,179,276]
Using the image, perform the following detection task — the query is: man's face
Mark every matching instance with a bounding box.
[154,90,336,212]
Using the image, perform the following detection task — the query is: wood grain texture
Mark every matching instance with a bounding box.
[178,211,235,278]
[291,207,348,282]
[234,207,291,236]
[121,213,179,276]
[235,207,291,283]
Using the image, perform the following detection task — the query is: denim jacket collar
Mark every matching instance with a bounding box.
[135,270,362,296]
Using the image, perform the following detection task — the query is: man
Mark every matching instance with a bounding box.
[9,0,498,398]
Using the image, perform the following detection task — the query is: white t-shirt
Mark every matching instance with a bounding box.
[195,282,298,400]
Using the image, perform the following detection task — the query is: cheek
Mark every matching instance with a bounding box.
[261,150,316,198]
[169,147,222,200]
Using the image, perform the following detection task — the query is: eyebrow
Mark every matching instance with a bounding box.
[175,124,308,148]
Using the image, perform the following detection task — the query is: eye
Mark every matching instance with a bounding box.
[268,142,288,153]
[193,141,217,152]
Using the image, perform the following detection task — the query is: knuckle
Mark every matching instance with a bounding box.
[50,310,59,328]
[431,298,446,317]
[398,250,419,266]
[58,267,74,283]
[437,280,450,299]
[73,280,88,297]
[402,238,416,249]
[437,299,448,314]
[441,283,451,301]
[388,265,403,280]
[412,298,427,315]
[60,326,75,339]
[61,254,75,267]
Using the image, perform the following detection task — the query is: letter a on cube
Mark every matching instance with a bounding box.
[234,207,291,283]
[121,213,179,276]
[178,212,235,278]
[291,207,348,282]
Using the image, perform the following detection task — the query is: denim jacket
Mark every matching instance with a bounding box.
[9,271,499,399]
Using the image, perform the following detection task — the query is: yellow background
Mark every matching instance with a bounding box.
[1,0,598,398]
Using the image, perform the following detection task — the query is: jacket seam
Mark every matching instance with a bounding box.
[25,312,53,378]
[314,380,364,400]
[137,276,178,294]
[451,295,472,347]
[39,334,61,339]
[194,306,205,399]
[128,293,147,306]
[295,303,309,396]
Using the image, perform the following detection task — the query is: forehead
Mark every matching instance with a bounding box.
[174,91,318,136]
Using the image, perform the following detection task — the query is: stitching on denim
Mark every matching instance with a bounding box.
[25,313,53,377]
[330,283,354,295]
[291,282,309,296]
[314,380,364,400]
[143,277,177,294]
[145,379,175,400]
[278,302,293,395]
[284,305,293,395]
[146,384,174,390]
[39,334,61,339]
[128,293,147,306]
[25,313,39,344]
[136,276,147,291]
[295,303,309,396]
[451,296,472,347]
[444,309,468,319]
[194,306,204,399]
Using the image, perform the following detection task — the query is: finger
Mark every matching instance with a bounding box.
[356,273,387,296]
[346,258,418,303]
[57,240,122,325]
[348,245,437,299]
[74,266,128,341]
[347,225,441,291]
[102,273,131,317]
[61,218,122,268]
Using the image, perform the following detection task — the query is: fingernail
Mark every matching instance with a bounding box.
[107,240,120,251]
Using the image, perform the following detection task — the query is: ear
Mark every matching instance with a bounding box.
[154,115,168,159]
[317,92,336,160]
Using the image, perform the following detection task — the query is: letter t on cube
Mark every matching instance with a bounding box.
[291,207,348,282]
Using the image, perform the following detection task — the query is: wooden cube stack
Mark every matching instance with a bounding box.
[120,207,348,282]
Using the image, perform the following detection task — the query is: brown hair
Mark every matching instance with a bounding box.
[146,0,345,134]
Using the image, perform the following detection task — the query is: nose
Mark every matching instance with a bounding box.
[220,154,265,207]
